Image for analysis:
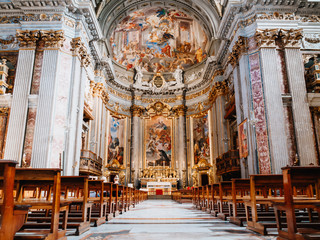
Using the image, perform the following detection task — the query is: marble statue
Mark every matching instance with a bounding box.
[134,65,143,85]
[173,65,183,85]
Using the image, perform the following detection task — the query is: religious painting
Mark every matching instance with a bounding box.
[107,116,125,166]
[238,119,248,158]
[193,114,210,165]
[110,7,208,72]
[145,116,172,167]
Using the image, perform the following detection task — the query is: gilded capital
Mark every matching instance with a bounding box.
[131,105,145,117]
[172,105,187,117]
[92,82,105,97]
[255,29,278,48]
[71,37,91,67]
[209,80,228,103]
[227,36,247,67]
[278,29,303,48]
[16,30,39,48]
[40,30,65,49]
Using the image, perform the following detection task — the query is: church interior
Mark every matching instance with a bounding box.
[0,0,320,239]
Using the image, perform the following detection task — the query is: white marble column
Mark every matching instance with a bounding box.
[64,54,81,175]
[31,49,60,168]
[238,55,255,177]
[285,47,317,165]
[130,105,143,184]
[216,95,228,155]
[178,112,187,184]
[260,47,289,173]
[72,68,86,175]
[4,49,35,163]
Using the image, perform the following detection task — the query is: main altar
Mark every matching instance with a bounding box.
[139,166,178,195]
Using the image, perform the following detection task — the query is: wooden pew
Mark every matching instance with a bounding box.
[60,176,92,235]
[180,189,193,203]
[228,178,250,226]
[14,168,69,240]
[0,160,30,240]
[273,166,320,240]
[244,174,284,235]
[210,184,220,216]
[112,183,120,217]
[217,181,232,220]
[88,179,107,227]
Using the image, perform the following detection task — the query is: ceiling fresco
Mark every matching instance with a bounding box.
[110,7,208,73]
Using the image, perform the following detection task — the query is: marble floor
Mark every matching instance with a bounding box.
[67,200,277,240]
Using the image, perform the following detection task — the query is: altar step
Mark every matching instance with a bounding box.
[148,195,172,200]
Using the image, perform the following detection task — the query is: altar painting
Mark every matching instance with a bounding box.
[111,7,208,72]
[193,114,210,165]
[145,116,172,167]
[238,119,248,158]
[107,116,125,166]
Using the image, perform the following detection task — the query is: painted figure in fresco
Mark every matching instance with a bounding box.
[173,65,183,84]
[195,47,203,63]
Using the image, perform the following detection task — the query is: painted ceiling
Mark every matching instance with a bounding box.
[110,7,208,73]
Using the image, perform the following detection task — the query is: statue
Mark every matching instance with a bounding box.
[134,65,143,85]
[173,65,183,85]
[114,174,119,184]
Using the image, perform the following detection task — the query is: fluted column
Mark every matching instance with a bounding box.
[258,44,289,173]
[283,29,317,165]
[31,30,66,168]
[4,31,37,163]
[64,38,82,175]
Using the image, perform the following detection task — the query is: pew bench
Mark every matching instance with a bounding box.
[272,166,320,240]
[14,169,69,240]
[0,160,30,240]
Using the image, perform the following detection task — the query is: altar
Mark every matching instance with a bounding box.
[139,167,178,195]
[147,182,172,195]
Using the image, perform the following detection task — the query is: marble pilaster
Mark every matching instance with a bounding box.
[31,49,60,168]
[285,47,317,165]
[63,53,82,175]
[4,49,35,163]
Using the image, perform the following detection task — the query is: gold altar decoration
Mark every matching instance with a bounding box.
[106,159,125,171]
[146,101,171,117]
[193,158,212,171]
[140,166,177,180]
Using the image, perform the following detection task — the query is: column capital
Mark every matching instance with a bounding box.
[172,105,187,117]
[70,37,91,67]
[209,80,228,103]
[279,29,303,48]
[228,36,247,67]
[40,30,65,49]
[130,104,145,117]
[0,107,9,116]
[255,29,278,48]
[16,30,39,48]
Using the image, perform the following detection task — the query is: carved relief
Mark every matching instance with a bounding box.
[146,102,172,117]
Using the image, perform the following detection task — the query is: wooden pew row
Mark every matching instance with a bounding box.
[0,161,30,240]
[272,166,320,240]
[192,167,320,238]
[14,168,70,240]
[172,190,193,204]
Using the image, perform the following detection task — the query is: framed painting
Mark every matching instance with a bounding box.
[193,114,210,165]
[238,119,248,158]
[107,116,125,166]
[144,116,173,168]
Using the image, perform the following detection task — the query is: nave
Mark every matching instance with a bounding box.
[69,200,271,240]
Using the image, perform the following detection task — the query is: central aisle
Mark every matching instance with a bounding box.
[68,200,273,240]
